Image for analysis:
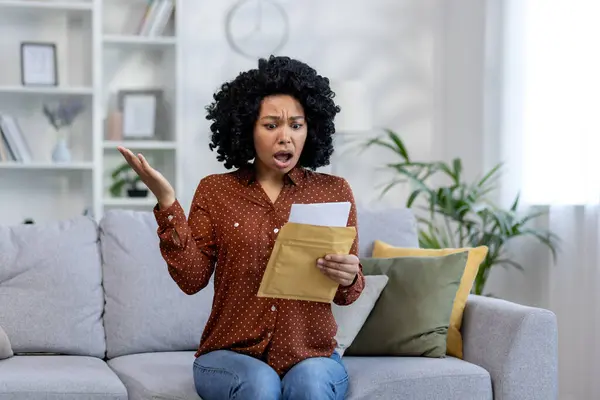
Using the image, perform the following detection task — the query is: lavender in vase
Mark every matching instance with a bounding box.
[42,99,85,163]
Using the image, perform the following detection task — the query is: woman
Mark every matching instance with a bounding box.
[118,55,365,400]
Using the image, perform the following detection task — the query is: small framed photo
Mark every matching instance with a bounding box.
[118,89,164,139]
[20,42,58,86]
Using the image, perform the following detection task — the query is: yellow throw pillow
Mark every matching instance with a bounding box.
[372,240,488,359]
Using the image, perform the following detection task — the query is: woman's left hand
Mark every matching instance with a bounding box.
[317,254,360,287]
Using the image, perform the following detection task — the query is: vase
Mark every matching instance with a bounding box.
[52,137,72,163]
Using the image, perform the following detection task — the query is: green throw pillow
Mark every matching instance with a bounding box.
[345,252,468,357]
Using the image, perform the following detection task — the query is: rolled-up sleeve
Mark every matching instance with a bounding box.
[153,179,217,295]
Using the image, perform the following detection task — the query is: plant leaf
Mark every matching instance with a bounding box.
[362,137,399,155]
[111,162,131,179]
[478,163,503,188]
[384,129,411,162]
[406,189,422,208]
[452,158,462,185]
[510,193,520,211]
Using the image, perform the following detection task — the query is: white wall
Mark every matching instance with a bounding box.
[435,0,487,175]
[176,0,442,212]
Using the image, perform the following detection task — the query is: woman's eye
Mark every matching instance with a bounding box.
[264,124,277,130]
[292,124,303,130]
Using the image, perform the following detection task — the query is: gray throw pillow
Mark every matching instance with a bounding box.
[332,275,389,356]
[0,325,13,359]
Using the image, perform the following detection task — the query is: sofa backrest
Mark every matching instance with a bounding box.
[99,210,214,359]
[99,205,419,359]
[0,205,419,360]
[356,205,418,256]
[0,216,106,358]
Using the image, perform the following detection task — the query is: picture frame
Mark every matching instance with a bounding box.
[117,89,164,140]
[20,42,58,86]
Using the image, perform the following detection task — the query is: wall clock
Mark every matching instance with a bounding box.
[225,0,290,59]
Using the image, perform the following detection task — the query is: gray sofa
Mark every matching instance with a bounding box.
[0,207,558,400]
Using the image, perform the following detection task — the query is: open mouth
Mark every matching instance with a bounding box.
[273,151,293,168]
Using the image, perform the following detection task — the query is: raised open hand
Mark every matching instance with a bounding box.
[117,146,176,209]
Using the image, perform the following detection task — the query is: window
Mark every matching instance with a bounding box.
[518,0,600,204]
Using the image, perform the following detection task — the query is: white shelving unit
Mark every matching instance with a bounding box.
[0,0,182,225]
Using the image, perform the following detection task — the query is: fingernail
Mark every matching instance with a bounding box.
[325,255,330,260]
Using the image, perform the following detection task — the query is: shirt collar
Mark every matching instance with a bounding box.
[237,163,305,186]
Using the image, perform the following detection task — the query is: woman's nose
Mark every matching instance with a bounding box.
[276,127,292,143]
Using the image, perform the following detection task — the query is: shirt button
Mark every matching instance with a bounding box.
[234,222,239,227]
[271,305,277,312]
[273,228,279,233]
[267,332,272,337]
[167,215,174,221]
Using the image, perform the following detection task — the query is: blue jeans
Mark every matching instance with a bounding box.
[193,350,349,400]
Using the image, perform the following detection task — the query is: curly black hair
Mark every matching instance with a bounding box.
[205,55,341,170]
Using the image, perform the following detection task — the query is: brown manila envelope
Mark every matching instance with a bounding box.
[257,202,357,303]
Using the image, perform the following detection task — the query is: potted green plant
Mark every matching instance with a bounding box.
[109,162,148,198]
[363,129,560,296]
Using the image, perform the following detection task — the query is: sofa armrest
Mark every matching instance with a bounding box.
[461,295,558,400]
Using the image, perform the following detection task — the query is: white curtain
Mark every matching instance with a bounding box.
[499,1,600,398]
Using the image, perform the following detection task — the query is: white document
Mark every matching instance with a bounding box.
[288,202,351,227]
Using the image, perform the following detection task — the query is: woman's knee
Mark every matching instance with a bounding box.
[193,350,281,399]
[234,372,281,399]
[233,361,280,400]
[282,356,348,400]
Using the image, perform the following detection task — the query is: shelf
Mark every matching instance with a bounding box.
[103,35,176,48]
[0,0,92,11]
[0,162,94,170]
[103,197,156,207]
[103,140,177,150]
[0,86,94,97]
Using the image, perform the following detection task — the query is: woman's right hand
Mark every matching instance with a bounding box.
[117,146,176,209]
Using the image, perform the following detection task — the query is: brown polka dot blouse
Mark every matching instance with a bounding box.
[153,164,365,376]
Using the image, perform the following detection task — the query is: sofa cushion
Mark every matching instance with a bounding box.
[372,241,489,359]
[107,352,200,400]
[356,206,418,257]
[100,210,214,359]
[0,216,106,357]
[343,356,492,400]
[0,355,128,400]
[346,253,468,357]
[332,275,388,356]
[106,352,492,400]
